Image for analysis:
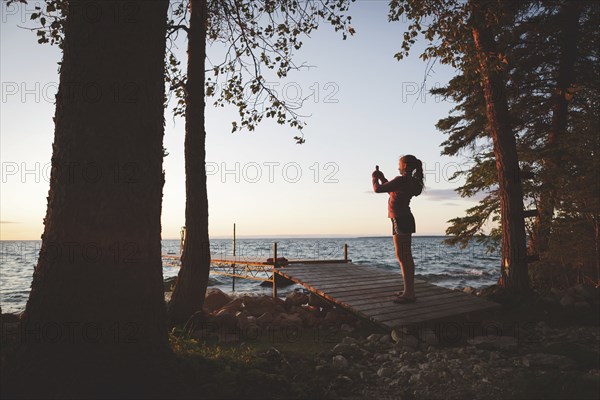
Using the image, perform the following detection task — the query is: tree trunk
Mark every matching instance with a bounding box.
[470,2,530,293]
[16,0,170,396]
[535,2,581,254]
[168,0,211,325]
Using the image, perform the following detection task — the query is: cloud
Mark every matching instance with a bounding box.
[422,188,460,201]
[423,188,489,202]
[442,202,461,207]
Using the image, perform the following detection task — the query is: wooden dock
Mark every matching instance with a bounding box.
[275,262,501,329]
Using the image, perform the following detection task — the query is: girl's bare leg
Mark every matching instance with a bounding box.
[393,233,415,298]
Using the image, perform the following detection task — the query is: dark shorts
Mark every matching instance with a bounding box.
[391,214,416,235]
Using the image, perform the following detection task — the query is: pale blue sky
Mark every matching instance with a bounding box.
[1,1,489,240]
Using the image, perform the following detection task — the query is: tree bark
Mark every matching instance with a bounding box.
[535,2,581,254]
[16,0,170,395]
[470,2,530,293]
[168,0,211,325]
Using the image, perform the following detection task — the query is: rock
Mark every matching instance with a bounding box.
[315,364,333,374]
[236,313,250,330]
[342,336,358,345]
[332,355,349,369]
[335,375,353,387]
[572,284,599,302]
[395,333,419,349]
[212,312,237,331]
[324,310,346,324]
[468,335,518,351]
[273,313,303,328]
[308,292,332,309]
[560,294,576,307]
[217,298,244,313]
[377,367,393,378]
[243,295,277,317]
[367,333,383,342]
[472,364,485,374]
[538,295,559,304]
[213,308,237,317]
[301,313,319,328]
[340,323,354,333]
[488,351,501,364]
[183,310,210,332]
[463,286,477,295]
[419,328,439,346]
[204,288,233,312]
[247,315,257,325]
[408,373,422,384]
[521,353,577,369]
[285,290,309,307]
[256,312,274,327]
[332,343,358,358]
[379,334,392,344]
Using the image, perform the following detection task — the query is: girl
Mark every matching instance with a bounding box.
[372,155,424,304]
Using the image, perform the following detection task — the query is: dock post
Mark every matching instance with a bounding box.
[233,223,236,257]
[232,223,237,292]
[344,243,348,262]
[272,242,278,298]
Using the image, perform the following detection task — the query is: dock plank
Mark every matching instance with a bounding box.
[275,263,500,330]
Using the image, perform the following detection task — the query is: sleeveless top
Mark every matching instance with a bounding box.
[373,175,421,218]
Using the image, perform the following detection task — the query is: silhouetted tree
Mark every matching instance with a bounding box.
[14,0,171,396]
[165,0,354,323]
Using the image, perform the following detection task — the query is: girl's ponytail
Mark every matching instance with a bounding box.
[413,158,424,196]
[401,155,425,196]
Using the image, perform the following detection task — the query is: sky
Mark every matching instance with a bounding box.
[0,1,490,240]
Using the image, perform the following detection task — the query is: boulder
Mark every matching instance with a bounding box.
[560,294,576,307]
[332,343,359,358]
[377,367,393,378]
[217,298,244,314]
[367,333,384,342]
[462,286,477,295]
[572,284,599,302]
[256,312,274,327]
[420,328,439,346]
[285,290,309,307]
[273,313,303,328]
[204,288,233,312]
[324,310,347,324]
[236,310,251,330]
[379,334,392,344]
[332,355,349,369]
[212,312,237,331]
[308,292,332,309]
[243,295,277,317]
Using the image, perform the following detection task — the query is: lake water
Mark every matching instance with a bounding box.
[0,237,501,314]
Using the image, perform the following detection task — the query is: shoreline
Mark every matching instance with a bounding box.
[2,283,599,399]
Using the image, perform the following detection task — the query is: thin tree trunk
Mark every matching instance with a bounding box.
[16,0,170,396]
[535,2,581,254]
[168,0,211,324]
[470,2,530,293]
